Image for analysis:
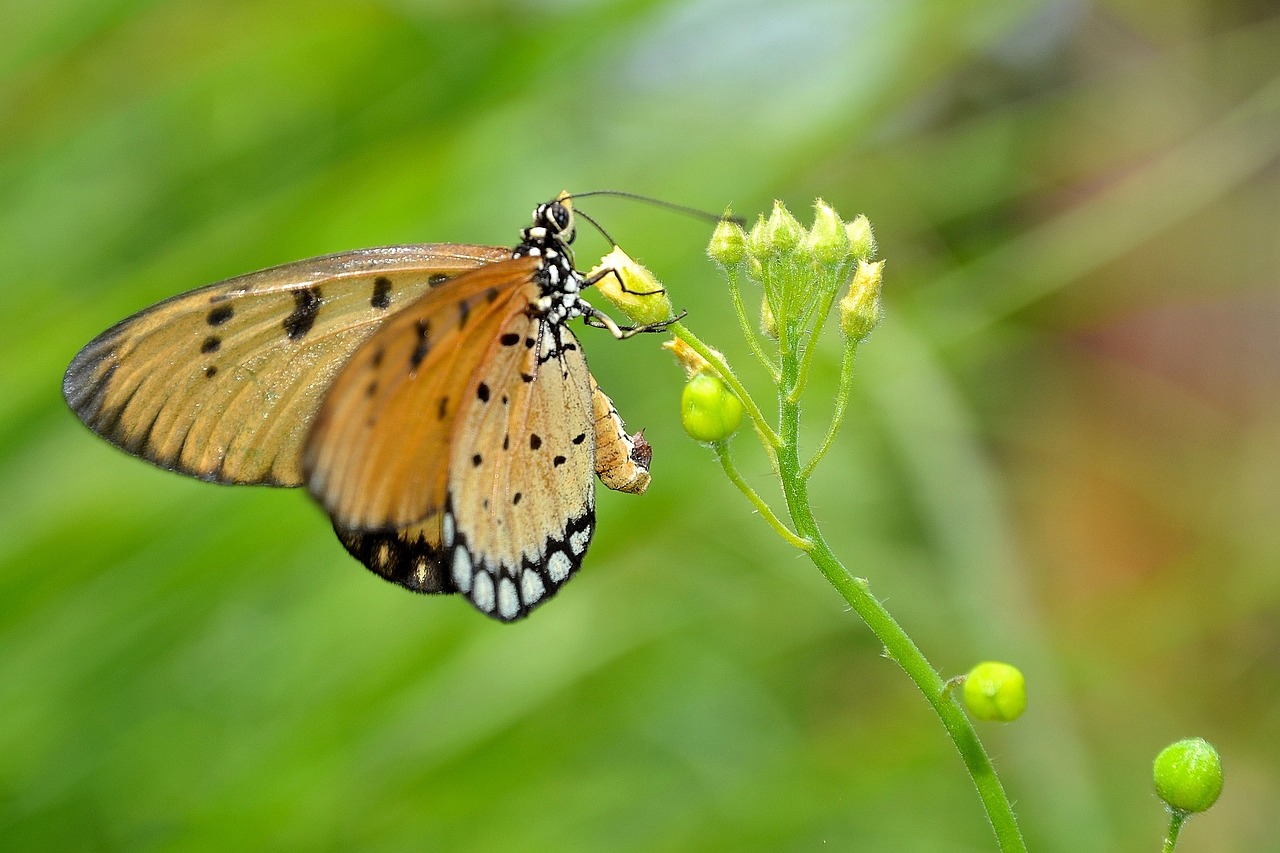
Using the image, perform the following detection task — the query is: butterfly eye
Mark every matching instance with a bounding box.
[547,202,572,234]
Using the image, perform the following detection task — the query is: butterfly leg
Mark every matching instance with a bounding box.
[581,304,686,339]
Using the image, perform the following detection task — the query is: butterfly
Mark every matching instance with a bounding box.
[63,192,664,621]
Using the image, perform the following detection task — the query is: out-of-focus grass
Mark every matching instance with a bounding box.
[3,1,1278,850]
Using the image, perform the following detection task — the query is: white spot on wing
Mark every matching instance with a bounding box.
[547,550,572,583]
[473,570,495,612]
[569,526,590,556]
[520,571,546,606]
[497,577,519,619]
[452,548,472,593]
[443,513,455,548]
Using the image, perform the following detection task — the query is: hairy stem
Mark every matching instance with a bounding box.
[775,342,1027,853]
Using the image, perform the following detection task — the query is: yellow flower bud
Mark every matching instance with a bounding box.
[764,200,802,254]
[707,214,746,266]
[662,337,712,378]
[838,259,885,342]
[805,199,849,265]
[845,214,876,261]
[588,246,673,327]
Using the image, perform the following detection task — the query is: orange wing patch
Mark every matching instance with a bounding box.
[303,256,541,531]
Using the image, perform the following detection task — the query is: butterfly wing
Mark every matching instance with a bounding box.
[444,316,597,620]
[64,244,508,485]
[303,256,542,532]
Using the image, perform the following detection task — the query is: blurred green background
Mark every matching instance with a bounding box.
[3,0,1278,850]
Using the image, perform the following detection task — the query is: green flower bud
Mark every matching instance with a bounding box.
[746,214,768,262]
[838,259,885,342]
[1154,738,1223,814]
[707,214,746,266]
[962,661,1026,722]
[846,214,876,261]
[589,246,673,327]
[681,372,744,442]
[804,199,849,265]
[764,200,802,255]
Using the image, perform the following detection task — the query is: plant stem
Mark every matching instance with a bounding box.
[774,343,1027,853]
[1163,811,1186,853]
[802,336,858,479]
[724,263,781,380]
[712,440,810,550]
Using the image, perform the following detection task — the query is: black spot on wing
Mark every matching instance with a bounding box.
[500,332,520,346]
[207,306,233,326]
[283,287,322,340]
[371,276,392,309]
[201,336,221,353]
[410,319,430,369]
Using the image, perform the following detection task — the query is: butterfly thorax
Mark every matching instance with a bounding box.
[512,198,588,327]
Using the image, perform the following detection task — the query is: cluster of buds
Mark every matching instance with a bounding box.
[708,200,882,346]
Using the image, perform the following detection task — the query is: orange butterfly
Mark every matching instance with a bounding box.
[64,192,660,621]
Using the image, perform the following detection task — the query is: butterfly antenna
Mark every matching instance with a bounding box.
[574,209,619,247]
[567,190,745,227]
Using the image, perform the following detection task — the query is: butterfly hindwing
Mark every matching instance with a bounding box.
[443,316,597,620]
[64,244,508,485]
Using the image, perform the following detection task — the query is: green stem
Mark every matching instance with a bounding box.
[774,345,1027,853]
[802,336,858,479]
[724,263,781,381]
[712,440,810,550]
[1163,810,1187,853]
[671,322,781,451]
[789,285,838,404]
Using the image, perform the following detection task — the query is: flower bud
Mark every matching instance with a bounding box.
[846,214,876,261]
[662,337,712,378]
[589,246,673,327]
[764,200,802,255]
[745,214,769,262]
[805,199,849,265]
[838,259,885,342]
[681,372,744,442]
[707,214,746,266]
[1154,738,1223,814]
[962,661,1026,722]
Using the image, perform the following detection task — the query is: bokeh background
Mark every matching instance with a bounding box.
[3,0,1278,850]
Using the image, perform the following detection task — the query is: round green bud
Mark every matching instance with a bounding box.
[764,200,802,255]
[680,372,744,442]
[1154,738,1223,814]
[707,215,746,266]
[846,214,877,261]
[805,199,850,265]
[962,661,1027,722]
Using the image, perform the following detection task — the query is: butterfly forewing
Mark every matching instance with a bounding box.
[64,244,508,485]
[303,256,542,531]
[443,314,597,620]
